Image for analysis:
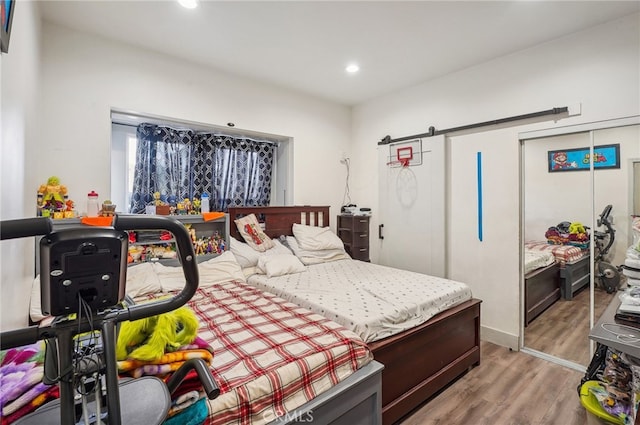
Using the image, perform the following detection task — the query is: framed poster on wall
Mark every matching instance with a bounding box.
[1,0,14,53]
[548,144,620,172]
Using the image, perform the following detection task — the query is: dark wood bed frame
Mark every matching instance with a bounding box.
[227,206,481,425]
[524,262,560,326]
[560,255,590,300]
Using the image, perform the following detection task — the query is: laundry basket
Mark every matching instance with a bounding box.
[579,381,626,425]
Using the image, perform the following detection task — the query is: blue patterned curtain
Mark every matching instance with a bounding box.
[197,134,275,211]
[129,123,275,213]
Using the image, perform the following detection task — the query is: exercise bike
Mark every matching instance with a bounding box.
[593,204,622,293]
[0,215,219,425]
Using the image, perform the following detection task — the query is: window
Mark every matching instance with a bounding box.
[111,111,292,213]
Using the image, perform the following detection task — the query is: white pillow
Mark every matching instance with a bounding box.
[198,251,246,284]
[230,237,294,269]
[292,223,344,251]
[125,262,163,297]
[286,236,350,265]
[269,239,296,256]
[155,251,245,292]
[29,276,46,323]
[229,236,261,268]
[257,254,306,278]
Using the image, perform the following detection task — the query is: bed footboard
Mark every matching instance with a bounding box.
[560,255,590,300]
[524,262,561,326]
[369,299,481,425]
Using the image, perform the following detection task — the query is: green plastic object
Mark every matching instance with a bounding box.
[579,380,625,425]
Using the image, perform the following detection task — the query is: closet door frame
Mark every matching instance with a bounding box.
[518,115,640,371]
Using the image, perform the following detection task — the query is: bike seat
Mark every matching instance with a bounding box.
[14,376,170,425]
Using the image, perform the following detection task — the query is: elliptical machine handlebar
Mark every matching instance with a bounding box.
[596,204,615,257]
[0,214,199,350]
[113,215,198,322]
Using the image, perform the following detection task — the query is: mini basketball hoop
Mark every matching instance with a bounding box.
[387,146,413,168]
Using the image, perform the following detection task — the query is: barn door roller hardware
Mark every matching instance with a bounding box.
[379,106,569,145]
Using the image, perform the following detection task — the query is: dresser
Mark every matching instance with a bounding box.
[337,214,370,262]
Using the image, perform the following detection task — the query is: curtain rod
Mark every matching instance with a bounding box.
[112,121,279,145]
[378,106,569,145]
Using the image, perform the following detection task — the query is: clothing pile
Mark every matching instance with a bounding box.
[545,221,590,248]
[0,342,59,424]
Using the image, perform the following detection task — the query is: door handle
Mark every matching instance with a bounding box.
[378,224,384,240]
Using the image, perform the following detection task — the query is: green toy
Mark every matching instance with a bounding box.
[116,305,199,362]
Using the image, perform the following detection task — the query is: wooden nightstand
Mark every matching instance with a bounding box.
[337,214,370,262]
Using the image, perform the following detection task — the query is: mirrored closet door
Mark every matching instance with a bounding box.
[521,118,640,367]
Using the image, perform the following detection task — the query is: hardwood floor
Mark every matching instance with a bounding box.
[525,286,616,365]
[401,286,620,424]
[401,341,588,425]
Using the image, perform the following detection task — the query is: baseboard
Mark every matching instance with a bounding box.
[480,325,519,351]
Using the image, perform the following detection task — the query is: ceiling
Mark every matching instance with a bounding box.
[39,1,640,106]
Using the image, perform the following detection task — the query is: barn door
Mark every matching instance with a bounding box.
[377,135,446,277]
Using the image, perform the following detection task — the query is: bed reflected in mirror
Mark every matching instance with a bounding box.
[522,122,639,367]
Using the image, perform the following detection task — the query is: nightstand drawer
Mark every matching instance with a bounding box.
[351,232,369,247]
[349,246,370,262]
[351,218,370,232]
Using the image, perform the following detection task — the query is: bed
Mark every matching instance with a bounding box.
[19,257,382,425]
[227,205,482,425]
[141,280,379,425]
[523,249,560,326]
[525,240,590,300]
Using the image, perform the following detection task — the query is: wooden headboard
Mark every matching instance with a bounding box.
[227,206,330,239]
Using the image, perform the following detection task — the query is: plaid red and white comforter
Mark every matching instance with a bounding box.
[161,280,372,425]
[524,240,589,265]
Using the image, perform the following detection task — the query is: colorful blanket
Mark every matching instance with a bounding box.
[118,348,214,379]
[0,342,58,424]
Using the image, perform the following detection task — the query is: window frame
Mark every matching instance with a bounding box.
[110,110,292,212]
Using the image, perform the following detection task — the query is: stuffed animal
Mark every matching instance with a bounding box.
[116,305,199,361]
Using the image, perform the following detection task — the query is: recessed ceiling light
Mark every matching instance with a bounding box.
[346,64,360,74]
[178,0,198,9]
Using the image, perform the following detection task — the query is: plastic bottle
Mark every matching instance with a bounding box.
[87,191,99,217]
[201,193,210,213]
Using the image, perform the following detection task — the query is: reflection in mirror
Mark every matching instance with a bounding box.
[523,131,597,366]
[523,123,640,366]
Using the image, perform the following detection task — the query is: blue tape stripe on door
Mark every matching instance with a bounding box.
[477,152,483,242]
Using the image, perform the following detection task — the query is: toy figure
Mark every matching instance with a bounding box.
[38,176,67,205]
[183,198,192,214]
[37,176,70,216]
[192,198,201,214]
[101,200,116,217]
[176,201,185,215]
[65,198,75,212]
[195,239,206,255]
[63,197,75,218]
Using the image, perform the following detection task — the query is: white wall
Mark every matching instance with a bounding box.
[0,1,42,331]
[0,22,352,329]
[38,23,351,214]
[352,13,640,348]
